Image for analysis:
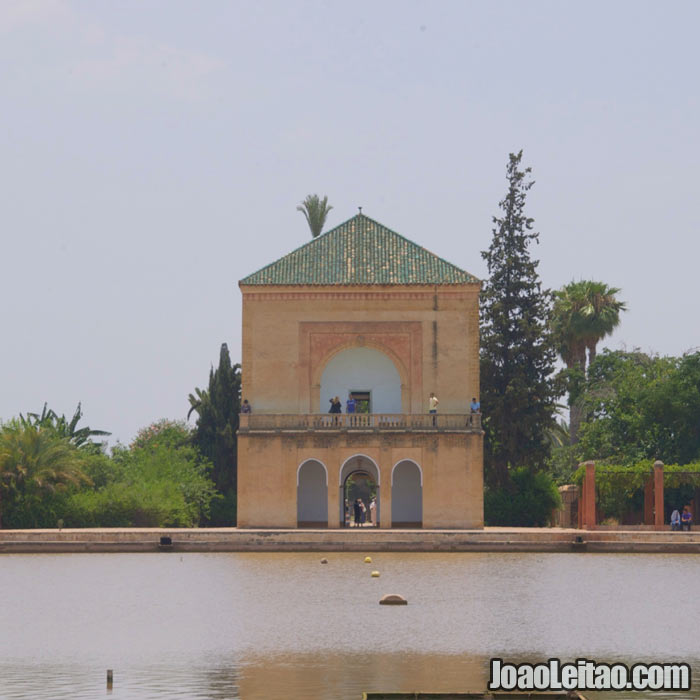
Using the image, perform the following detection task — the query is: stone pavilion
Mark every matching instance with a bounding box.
[237,213,483,528]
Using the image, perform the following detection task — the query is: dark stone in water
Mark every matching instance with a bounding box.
[379,594,407,605]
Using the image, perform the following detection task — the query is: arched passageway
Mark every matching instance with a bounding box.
[339,455,380,527]
[297,459,328,528]
[391,460,422,528]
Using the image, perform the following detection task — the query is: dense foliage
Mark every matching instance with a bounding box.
[480,150,559,489]
[63,439,216,528]
[484,467,561,526]
[0,414,217,529]
[0,421,90,528]
[576,350,700,465]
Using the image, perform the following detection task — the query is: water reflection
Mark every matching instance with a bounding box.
[0,552,698,698]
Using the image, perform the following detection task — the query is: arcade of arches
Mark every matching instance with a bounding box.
[297,454,423,528]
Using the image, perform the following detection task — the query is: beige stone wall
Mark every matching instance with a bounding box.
[237,282,483,529]
[237,432,484,529]
[239,284,480,415]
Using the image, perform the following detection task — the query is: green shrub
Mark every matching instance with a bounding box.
[60,443,217,527]
[207,488,236,527]
[485,467,561,526]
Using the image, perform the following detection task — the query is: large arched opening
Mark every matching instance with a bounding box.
[391,459,423,528]
[320,346,402,414]
[339,454,380,527]
[297,459,328,528]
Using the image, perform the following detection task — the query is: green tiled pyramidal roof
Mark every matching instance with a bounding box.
[240,213,478,286]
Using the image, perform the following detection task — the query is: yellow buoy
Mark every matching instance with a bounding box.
[364,556,372,563]
[371,570,380,578]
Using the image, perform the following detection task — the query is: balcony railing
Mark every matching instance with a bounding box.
[239,413,481,432]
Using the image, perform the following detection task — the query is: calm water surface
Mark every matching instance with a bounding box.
[0,552,697,699]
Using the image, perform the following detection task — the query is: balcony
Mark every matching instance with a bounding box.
[239,413,481,433]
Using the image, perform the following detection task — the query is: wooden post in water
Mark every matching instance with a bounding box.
[107,670,113,691]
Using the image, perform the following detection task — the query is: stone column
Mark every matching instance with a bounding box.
[328,458,340,528]
[328,487,340,529]
[644,478,654,526]
[379,443,392,529]
[581,461,596,530]
[556,485,579,528]
[379,478,392,529]
[653,460,664,531]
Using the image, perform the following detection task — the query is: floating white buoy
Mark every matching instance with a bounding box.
[364,556,372,563]
[379,594,407,606]
[371,570,380,577]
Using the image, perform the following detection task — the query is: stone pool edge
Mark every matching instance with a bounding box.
[2,527,700,554]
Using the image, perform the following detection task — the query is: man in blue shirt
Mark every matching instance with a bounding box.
[346,395,356,414]
[469,397,480,426]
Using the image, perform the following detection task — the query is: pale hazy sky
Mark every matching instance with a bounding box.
[2,0,699,445]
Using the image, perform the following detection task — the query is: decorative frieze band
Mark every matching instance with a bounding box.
[242,291,473,302]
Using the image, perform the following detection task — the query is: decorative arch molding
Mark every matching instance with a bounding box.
[297,458,329,487]
[313,339,409,389]
[299,321,423,414]
[339,453,381,486]
[391,458,423,487]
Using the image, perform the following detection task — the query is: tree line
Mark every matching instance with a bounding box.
[0,345,240,529]
[2,163,696,529]
[480,150,699,525]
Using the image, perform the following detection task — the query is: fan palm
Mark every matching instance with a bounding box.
[552,280,626,443]
[297,194,333,238]
[577,281,627,365]
[553,281,626,367]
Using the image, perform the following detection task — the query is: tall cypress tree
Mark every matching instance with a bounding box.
[480,151,558,488]
[188,343,241,522]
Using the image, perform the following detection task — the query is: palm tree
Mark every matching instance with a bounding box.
[577,281,627,365]
[297,194,333,238]
[0,422,90,528]
[19,402,110,449]
[552,280,626,443]
[187,387,209,420]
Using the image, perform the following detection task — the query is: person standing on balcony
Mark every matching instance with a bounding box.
[346,394,356,414]
[241,399,251,414]
[329,396,342,425]
[428,392,439,426]
[469,397,480,426]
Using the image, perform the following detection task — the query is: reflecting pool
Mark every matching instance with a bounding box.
[0,552,696,699]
